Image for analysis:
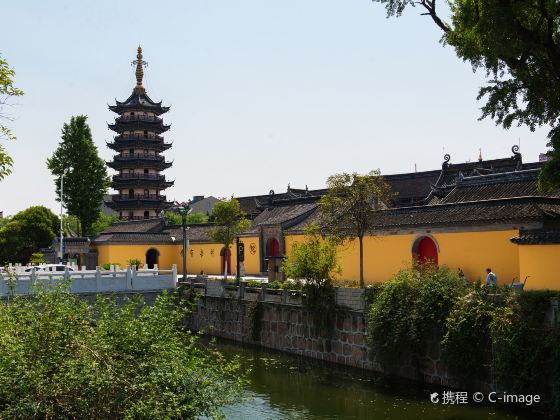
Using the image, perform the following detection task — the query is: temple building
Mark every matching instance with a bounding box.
[93,147,560,290]
[105,46,174,220]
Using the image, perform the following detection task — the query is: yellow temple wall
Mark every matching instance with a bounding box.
[284,229,521,286]
[517,244,560,290]
[96,244,180,270]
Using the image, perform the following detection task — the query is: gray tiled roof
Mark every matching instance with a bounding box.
[511,228,560,244]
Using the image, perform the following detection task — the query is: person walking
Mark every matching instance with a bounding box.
[485,268,497,287]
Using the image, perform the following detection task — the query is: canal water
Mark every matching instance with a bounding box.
[208,339,527,420]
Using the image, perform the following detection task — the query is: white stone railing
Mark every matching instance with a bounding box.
[0,265,177,296]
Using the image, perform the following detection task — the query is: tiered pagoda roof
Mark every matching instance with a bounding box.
[105,46,173,217]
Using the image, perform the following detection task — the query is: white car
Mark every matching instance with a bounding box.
[24,265,75,273]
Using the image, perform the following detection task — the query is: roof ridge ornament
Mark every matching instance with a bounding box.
[512,145,523,170]
[132,45,148,94]
[442,153,451,170]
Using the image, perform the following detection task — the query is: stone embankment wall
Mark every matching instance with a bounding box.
[184,278,458,387]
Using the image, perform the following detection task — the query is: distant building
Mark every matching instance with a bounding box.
[189,196,220,216]
[0,211,3,219]
[539,153,550,162]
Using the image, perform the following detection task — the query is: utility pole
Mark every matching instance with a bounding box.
[172,202,191,281]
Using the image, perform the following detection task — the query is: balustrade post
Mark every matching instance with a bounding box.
[95,266,102,292]
[126,266,133,291]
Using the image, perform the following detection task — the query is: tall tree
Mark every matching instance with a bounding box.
[319,171,395,288]
[0,54,24,180]
[47,116,110,236]
[209,198,251,278]
[0,206,60,264]
[372,0,560,189]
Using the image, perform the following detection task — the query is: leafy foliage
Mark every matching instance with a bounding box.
[282,223,341,334]
[47,116,110,236]
[443,284,509,380]
[165,210,209,225]
[372,0,560,188]
[90,212,118,237]
[0,54,24,180]
[127,258,142,268]
[319,171,395,287]
[367,265,467,368]
[29,252,47,265]
[0,284,244,418]
[0,206,60,264]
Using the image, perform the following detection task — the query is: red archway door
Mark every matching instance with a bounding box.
[220,248,232,275]
[417,237,438,265]
[266,238,280,257]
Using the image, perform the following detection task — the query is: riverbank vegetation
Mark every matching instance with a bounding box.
[366,265,560,416]
[0,282,244,418]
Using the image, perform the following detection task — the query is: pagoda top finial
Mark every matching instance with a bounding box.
[132,45,148,93]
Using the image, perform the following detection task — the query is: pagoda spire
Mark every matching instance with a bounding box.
[132,45,147,93]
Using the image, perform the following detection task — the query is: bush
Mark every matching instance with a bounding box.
[245,280,262,288]
[367,264,467,368]
[101,262,120,270]
[127,258,142,268]
[30,252,47,265]
[0,283,243,418]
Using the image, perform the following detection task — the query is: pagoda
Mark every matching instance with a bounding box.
[105,46,174,220]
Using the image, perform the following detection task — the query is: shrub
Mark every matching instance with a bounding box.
[29,252,47,265]
[245,280,262,288]
[127,258,142,268]
[367,264,467,368]
[101,262,120,270]
[0,283,243,418]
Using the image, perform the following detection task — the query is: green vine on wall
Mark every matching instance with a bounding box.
[366,265,560,416]
[246,300,264,342]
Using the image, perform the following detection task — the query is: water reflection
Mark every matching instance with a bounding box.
[202,339,526,420]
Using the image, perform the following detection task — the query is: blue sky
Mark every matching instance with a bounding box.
[0,0,550,216]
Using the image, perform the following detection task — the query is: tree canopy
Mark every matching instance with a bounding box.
[0,206,60,264]
[0,54,24,180]
[373,0,560,189]
[164,210,209,225]
[319,170,395,287]
[47,116,110,236]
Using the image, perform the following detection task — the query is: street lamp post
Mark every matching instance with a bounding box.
[173,202,191,281]
[59,168,70,263]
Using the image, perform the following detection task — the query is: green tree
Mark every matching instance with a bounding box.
[373,0,560,189]
[47,116,110,236]
[90,212,118,236]
[0,284,244,418]
[0,206,59,264]
[209,198,251,278]
[164,210,209,225]
[0,54,24,180]
[319,170,395,288]
[281,222,341,287]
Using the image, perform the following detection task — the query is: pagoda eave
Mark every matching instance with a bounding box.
[107,160,173,171]
[111,179,174,189]
[107,140,172,152]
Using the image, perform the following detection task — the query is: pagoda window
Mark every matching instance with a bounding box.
[144,169,149,175]
[144,131,148,138]
[144,189,149,197]
[128,211,134,220]
[119,212,123,219]
[129,149,134,156]
[144,211,150,219]
[128,189,134,198]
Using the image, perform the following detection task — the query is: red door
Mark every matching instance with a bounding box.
[417,237,438,265]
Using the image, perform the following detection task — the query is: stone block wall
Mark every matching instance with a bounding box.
[186,294,462,387]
